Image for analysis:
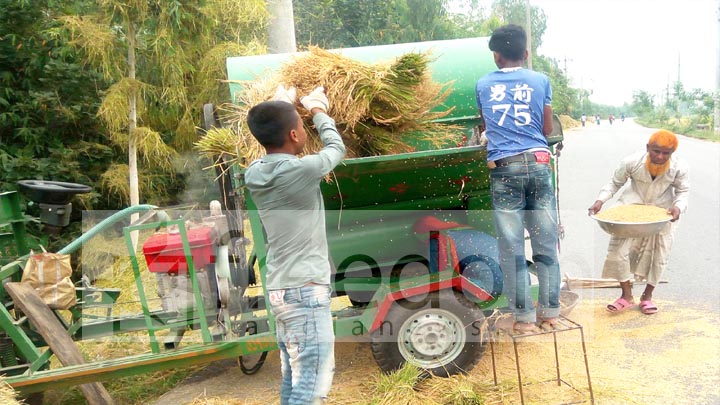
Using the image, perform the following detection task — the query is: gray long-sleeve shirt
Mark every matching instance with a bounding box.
[244,113,346,290]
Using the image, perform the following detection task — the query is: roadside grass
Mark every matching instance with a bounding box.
[635,117,719,142]
[366,362,424,404]
[419,374,484,404]
[682,128,719,142]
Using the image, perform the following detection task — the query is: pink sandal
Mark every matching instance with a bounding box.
[639,300,658,315]
[607,297,636,313]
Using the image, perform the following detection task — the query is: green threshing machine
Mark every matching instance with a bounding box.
[0,37,563,398]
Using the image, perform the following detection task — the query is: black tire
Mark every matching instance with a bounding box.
[237,321,267,375]
[370,289,487,377]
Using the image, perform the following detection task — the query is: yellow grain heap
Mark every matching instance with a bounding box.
[195,46,457,168]
[595,204,671,223]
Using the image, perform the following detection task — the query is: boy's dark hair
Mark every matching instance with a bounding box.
[247,100,299,148]
[488,24,527,61]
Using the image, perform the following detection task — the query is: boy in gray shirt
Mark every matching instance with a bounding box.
[244,86,345,404]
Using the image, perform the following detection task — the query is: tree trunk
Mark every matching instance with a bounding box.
[267,0,297,53]
[128,22,139,248]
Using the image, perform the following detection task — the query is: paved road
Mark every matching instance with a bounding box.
[556,118,720,312]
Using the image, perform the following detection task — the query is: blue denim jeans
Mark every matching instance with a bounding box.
[269,284,335,405]
[490,161,561,323]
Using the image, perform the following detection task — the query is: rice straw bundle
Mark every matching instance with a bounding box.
[195,47,458,168]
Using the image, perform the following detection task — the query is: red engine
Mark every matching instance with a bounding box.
[142,226,216,274]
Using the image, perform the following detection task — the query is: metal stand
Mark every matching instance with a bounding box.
[489,315,594,405]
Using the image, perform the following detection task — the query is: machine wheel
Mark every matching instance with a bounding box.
[370,289,487,377]
[17,180,92,205]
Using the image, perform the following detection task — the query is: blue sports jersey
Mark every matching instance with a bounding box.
[476,67,552,162]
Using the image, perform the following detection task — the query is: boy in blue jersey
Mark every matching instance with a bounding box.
[475,24,561,333]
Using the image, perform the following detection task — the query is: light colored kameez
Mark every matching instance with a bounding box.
[596,151,689,286]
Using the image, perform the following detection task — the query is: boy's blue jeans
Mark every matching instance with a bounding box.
[490,161,561,323]
[269,284,335,404]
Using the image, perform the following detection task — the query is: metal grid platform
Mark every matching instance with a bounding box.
[489,315,594,405]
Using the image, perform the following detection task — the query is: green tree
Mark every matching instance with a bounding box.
[0,0,111,203]
[293,0,459,48]
[631,90,655,117]
[60,0,268,207]
[448,10,502,38]
[292,0,582,117]
[490,0,547,52]
[688,88,715,123]
[533,55,575,115]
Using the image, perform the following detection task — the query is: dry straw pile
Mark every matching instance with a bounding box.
[196,47,457,168]
[0,380,20,405]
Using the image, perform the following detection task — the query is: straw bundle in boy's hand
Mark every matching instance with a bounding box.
[196,46,457,168]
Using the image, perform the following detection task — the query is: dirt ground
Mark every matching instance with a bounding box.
[153,290,720,405]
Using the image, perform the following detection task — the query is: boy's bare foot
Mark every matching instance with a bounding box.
[513,321,537,333]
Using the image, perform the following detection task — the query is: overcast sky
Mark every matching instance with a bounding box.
[465,0,719,106]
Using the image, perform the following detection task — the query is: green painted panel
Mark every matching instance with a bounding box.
[320,145,489,209]
[315,145,493,265]
[0,192,23,223]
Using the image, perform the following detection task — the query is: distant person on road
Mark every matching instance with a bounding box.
[581,114,587,127]
[620,112,625,122]
[595,114,601,125]
[588,129,689,315]
[245,86,346,403]
[609,114,615,125]
[475,24,561,333]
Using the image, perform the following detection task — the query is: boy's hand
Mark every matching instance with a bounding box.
[300,87,329,113]
[273,84,297,104]
[668,206,681,222]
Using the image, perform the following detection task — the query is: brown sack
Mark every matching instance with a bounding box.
[34,277,77,310]
[21,251,73,286]
[21,249,76,309]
